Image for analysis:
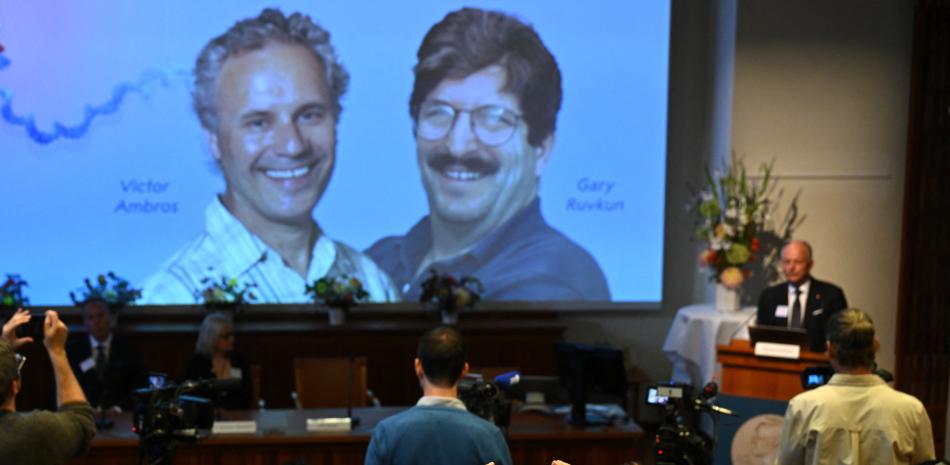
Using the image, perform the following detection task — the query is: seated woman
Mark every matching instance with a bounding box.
[180,312,252,409]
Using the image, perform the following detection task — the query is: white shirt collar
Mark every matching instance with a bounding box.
[89,333,112,353]
[416,395,467,410]
[206,196,336,282]
[788,279,811,295]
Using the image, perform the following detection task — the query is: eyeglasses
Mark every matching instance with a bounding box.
[14,353,25,374]
[415,101,522,147]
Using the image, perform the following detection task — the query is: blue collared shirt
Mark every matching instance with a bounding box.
[366,199,610,301]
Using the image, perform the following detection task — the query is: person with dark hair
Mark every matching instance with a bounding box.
[179,312,252,409]
[66,297,147,412]
[141,8,397,304]
[776,308,935,465]
[1,310,96,465]
[757,239,848,352]
[365,326,512,465]
[367,7,609,302]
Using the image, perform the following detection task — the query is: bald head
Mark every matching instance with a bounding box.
[781,240,813,285]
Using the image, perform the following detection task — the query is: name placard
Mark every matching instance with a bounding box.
[212,420,258,435]
[754,342,801,359]
[306,417,352,432]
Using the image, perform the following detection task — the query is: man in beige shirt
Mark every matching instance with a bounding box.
[776,308,934,465]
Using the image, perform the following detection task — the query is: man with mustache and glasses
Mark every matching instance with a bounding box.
[142,9,396,304]
[368,8,610,301]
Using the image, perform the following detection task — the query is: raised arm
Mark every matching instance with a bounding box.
[43,310,88,407]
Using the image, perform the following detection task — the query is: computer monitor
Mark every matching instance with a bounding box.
[554,341,627,426]
[748,324,809,348]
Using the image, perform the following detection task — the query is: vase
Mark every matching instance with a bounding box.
[715,283,740,312]
[440,309,459,325]
[328,308,346,326]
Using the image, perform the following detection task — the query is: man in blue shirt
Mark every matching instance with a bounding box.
[364,326,512,465]
[367,7,609,302]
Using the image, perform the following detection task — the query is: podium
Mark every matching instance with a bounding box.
[716,339,828,401]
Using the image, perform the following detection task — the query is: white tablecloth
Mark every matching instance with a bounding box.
[662,304,756,387]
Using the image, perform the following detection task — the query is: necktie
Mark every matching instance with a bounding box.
[790,286,803,328]
[95,344,108,383]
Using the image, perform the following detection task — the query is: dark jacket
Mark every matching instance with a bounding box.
[179,351,253,410]
[756,277,848,352]
[66,333,147,411]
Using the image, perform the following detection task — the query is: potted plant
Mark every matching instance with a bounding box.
[419,269,483,325]
[194,268,258,312]
[305,275,369,326]
[69,272,142,313]
[692,161,774,311]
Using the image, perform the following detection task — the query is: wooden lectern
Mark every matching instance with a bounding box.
[716,339,829,401]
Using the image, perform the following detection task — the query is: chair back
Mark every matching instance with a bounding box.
[293,357,368,408]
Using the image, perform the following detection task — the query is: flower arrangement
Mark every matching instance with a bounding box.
[1,274,29,309]
[419,269,483,313]
[194,269,258,309]
[305,274,369,311]
[69,272,141,309]
[693,161,774,289]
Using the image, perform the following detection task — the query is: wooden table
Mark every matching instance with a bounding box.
[72,407,645,465]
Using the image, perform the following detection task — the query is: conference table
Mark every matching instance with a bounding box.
[72,406,645,465]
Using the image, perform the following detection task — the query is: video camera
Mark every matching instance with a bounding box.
[458,371,519,429]
[132,376,240,465]
[801,364,893,390]
[645,382,737,465]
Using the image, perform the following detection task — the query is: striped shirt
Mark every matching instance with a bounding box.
[140,198,397,304]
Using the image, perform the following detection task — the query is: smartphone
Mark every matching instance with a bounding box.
[14,312,45,340]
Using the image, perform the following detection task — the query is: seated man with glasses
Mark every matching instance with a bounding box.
[368,7,610,301]
[1,309,96,465]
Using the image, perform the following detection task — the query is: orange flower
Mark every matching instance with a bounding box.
[719,267,744,289]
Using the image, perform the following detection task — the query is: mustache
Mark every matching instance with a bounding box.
[425,149,500,176]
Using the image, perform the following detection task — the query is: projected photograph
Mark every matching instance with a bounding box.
[0,1,669,306]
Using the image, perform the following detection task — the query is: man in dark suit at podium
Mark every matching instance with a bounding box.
[66,298,146,411]
[757,240,848,352]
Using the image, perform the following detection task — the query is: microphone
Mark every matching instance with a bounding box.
[347,354,360,427]
[728,310,759,342]
[493,371,521,390]
[693,381,737,416]
[693,399,738,416]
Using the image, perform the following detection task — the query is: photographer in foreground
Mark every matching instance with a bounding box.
[0,309,96,464]
[776,308,934,465]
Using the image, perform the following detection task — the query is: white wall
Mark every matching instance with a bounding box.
[730,0,913,373]
[560,0,914,388]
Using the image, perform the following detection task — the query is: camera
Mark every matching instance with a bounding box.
[801,364,893,390]
[458,375,512,429]
[132,378,232,465]
[801,365,835,389]
[646,382,737,465]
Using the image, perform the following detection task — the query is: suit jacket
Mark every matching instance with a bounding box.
[66,333,147,411]
[756,277,848,352]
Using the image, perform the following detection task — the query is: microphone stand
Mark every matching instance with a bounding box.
[347,354,360,428]
[96,356,114,430]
